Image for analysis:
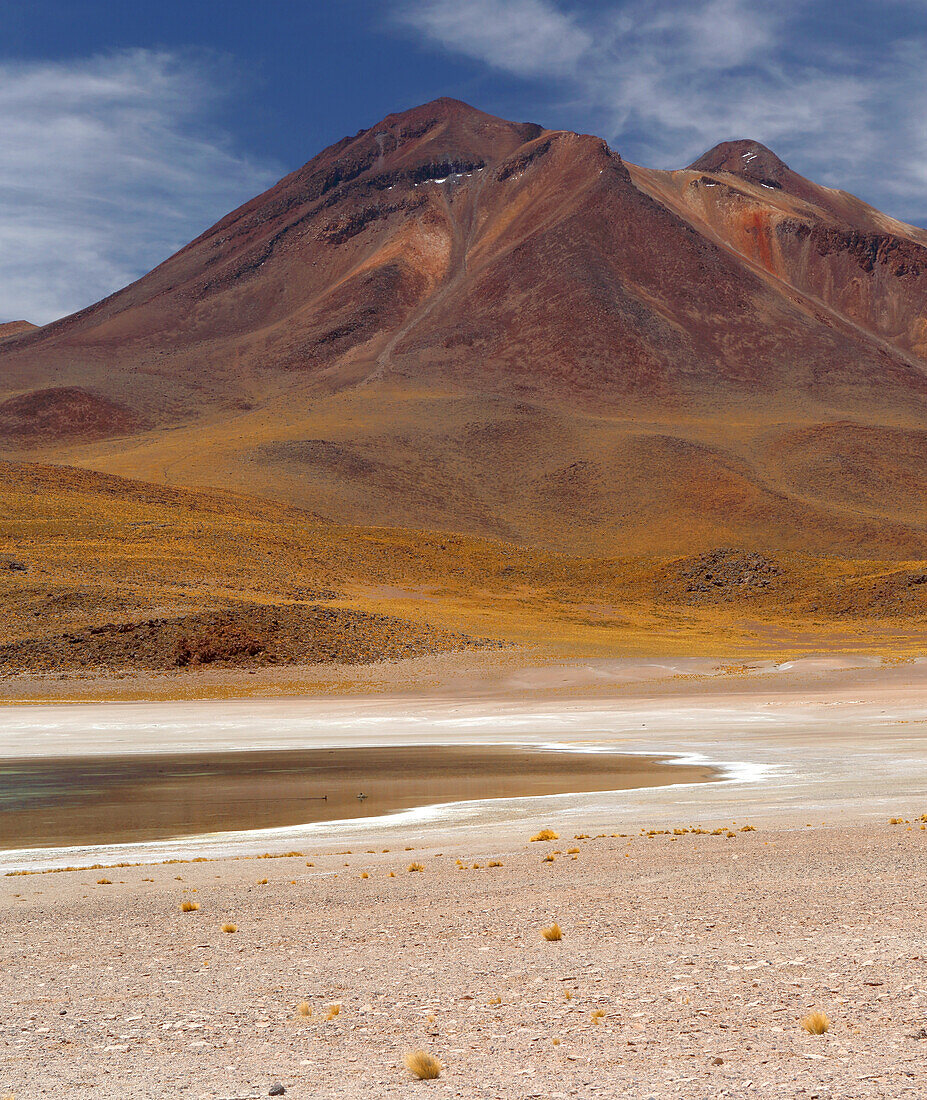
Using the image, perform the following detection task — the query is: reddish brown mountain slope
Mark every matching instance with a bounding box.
[1,100,926,558]
[0,321,38,341]
[631,140,927,362]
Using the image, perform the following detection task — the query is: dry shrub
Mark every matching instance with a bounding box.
[408,862,424,872]
[361,872,369,879]
[404,1050,443,1080]
[801,1011,831,1035]
[591,1009,606,1025]
[389,871,396,878]
[96,878,112,885]
[487,860,503,868]
[489,995,502,1005]
[563,989,573,1000]
[222,923,237,933]
[541,922,563,941]
[297,1002,311,1018]
[326,1003,341,1021]
[257,878,268,885]
[567,847,580,854]
[542,853,555,863]
[180,900,199,912]
[531,828,559,842]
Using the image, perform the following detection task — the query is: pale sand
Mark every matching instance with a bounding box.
[2,660,927,1097]
[2,822,926,1099]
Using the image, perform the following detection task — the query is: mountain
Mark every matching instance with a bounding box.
[635,138,927,363]
[2,97,927,560]
[0,321,37,341]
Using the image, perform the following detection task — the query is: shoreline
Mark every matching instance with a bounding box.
[3,657,927,1097]
[0,744,716,854]
[3,655,927,872]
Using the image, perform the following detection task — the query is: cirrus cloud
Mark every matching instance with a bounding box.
[396,0,927,227]
[0,49,281,324]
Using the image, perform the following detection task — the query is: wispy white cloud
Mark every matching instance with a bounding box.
[401,0,593,77]
[396,0,927,226]
[0,50,280,324]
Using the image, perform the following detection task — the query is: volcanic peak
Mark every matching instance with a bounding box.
[687,139,791,189]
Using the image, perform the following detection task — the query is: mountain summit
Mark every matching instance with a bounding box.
[687,139,792,189]
[2,98,927,558]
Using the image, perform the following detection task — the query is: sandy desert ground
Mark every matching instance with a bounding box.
[2,657,927,1098]
[2,820,926,1099]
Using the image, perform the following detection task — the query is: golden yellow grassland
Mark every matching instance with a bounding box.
[1,458,926,696]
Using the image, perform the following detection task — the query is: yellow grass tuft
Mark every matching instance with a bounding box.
[542,853,555,863]
[489,995,502,1005]
[180,900,200,912]
[96,878,112,885]
[404,1050,443,1080]
[389,871,396,877]
[563,989,573,1000]
[541,922,563,941]
[487,860,503,867]
[326,1003,341,1021]
[361,872,369,879]
[222,923,237,933]
[531,828,559,842]
[408,862,424,872]
[297,1002,311,1018]
[801,1011,831,1035]
[567,847,580,854]
[257,878,268,884]
[591,1009,606,1024]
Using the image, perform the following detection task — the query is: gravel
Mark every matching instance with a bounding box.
[2,819,926,1098]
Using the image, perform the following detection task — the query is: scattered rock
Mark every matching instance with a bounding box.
[268,1084,286,1096]
[661,547,785,604]
[0,602,503,674]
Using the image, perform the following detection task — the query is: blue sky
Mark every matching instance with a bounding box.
[2,0,927,323]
